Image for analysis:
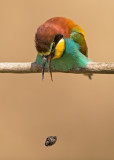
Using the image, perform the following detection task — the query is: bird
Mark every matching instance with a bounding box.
[35,17,92,80]
[45,136,57,146]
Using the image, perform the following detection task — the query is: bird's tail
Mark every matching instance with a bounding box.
[83,73,93,80]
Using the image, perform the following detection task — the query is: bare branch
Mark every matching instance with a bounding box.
[0,62,114,74]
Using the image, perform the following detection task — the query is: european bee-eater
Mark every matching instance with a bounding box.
[35,17,92,80]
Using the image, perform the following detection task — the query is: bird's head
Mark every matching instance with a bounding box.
[41,34,65,80]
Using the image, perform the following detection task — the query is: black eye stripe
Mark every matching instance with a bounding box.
[54,34,63,45]
[50,34,63,58]
[52,34,63,49]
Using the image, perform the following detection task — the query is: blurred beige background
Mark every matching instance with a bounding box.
[0,0,114,160]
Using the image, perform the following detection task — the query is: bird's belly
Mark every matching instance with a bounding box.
[36,53,76,71]
[51,53,77,71]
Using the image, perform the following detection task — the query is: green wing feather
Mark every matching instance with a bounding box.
[70,28,88,57]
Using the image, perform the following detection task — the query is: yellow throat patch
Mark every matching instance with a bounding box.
[53,38,65,60]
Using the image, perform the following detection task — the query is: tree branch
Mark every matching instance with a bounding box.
[0,62,114,74]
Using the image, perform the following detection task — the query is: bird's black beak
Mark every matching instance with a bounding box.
[48,54,53,81]
[42,55,47,80]
[42,55,53,81]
